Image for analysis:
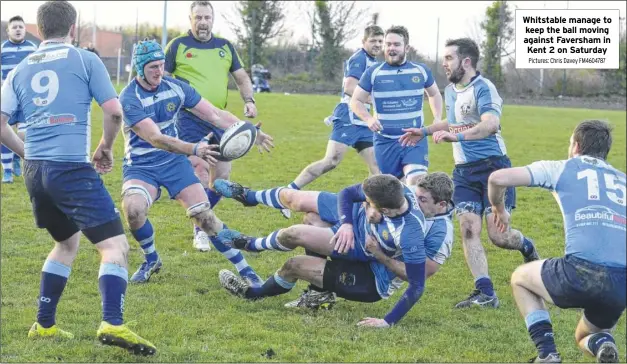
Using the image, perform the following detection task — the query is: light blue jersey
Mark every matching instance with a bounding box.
[445,73,507,165]
[424,208,455,264]
[330,48,378,126]
[1,39,37,81]
[359,61,435,139]
[526,156,626,267]
[0,42,117,163]
[119,76,201,167]
[368,184,427,298]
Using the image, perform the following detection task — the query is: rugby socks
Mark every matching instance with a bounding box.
[194,188,222,236]
[474,276,495,297]
[287,182,300,190]
[245,272,295,299]
[1,144,13,178]
[98,263,128,326]
[525,310,558,359]
[246,229,292,252]
[37,260,71,328]
[131,220,158,264]
[245,187,286,209]
[585,332,616,356]
[209,224,262,284]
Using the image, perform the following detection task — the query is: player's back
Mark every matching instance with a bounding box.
[6,43,115,163]
[529,156,626,267]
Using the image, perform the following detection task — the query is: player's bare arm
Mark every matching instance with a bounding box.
[350,86,381,132]
[488,167,532,233]
[231,69,257,118]
[0,113,24,158]
[425,83,443,121]
[433,112,500,143]
[343,77,372,106]
[99,98,124,149]
[131,117,220,165]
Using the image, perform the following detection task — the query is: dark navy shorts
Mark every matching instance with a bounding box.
[542,255,626,329]
[453,155,516,216]
[323,259,382,303]
[176,109,225,144]
[24,160,123,243]
[329,121,373,150]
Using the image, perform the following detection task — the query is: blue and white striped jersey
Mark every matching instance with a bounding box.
[358,61,435,138]
[119,76,201,167]
[1,39,37,81]
[445,73,507,165]
[330,48,378,126]
[526,155,626,268]
[0,42,117,163]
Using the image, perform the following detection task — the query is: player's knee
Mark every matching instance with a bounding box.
[510,265,527,287]
[122,196,148,229]
[280,256,303,278]
[325,153,343,168]
[277,226,298,245]
[460,219,480,241]
[187,202,218,235]
[193,164,210,186]
[96,235,130,265]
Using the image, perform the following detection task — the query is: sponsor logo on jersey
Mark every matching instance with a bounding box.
[575,205,626,225]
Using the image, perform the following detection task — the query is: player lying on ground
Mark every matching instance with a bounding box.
[219,174,432,328]
[488,120,625,364]
[215,173,454,309]
[118,39,272,286]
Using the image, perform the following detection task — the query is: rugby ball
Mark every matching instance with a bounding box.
[218,121,257,161]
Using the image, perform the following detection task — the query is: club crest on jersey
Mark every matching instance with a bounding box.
[166,102,176,112]
[412,75,421,83]
[219,50,226,58]
[381,230,389,240]
[460,103,472,115]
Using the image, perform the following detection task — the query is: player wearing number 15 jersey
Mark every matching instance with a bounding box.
[0,0,155,355]
[488,119,625,363]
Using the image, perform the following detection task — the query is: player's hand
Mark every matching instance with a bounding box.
[253,122,274,153]
[195,133,221,166]
[432,130,458,144]
[357,317,390,328]
[92,143,114,174]
[492,205,511,233]
[367,116,383,133]
[244,102,257,118]
[399,128,424,147]
[365,235,382,255]
[330,223,354,254]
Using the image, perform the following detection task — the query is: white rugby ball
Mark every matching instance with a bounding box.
[219,121,257,161]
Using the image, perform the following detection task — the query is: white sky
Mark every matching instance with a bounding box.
[1,1,625,59]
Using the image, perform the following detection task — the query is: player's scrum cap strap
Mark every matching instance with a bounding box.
[186,201,211,218]
[132,38,165,79]
[122,185,154,207]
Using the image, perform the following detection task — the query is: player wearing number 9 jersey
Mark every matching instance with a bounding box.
[0,0,155,355]
[488,119,626,363]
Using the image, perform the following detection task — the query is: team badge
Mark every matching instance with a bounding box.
[412,76,421,83]
[382,230,389,240]
[339,272,356,286]
[461,103,472,115]
[166,102,176,112]
[219,50,226,58]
